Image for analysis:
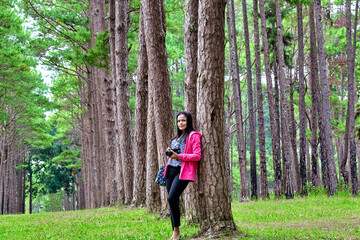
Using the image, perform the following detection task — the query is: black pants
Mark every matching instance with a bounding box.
[166,166,189,230]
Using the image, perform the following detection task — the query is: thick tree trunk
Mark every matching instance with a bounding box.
[242,0,257,199]
[114,0,134,205]
[197,0,237,235]
[314,0,337,195]
[275,0,294,198]
[259,0,282,197]
[105,0,119,206]
[184,0,198,121]
[252,0,268,199]
[88,0,105,208]
[183,0,200,222]
[142,0,174,212]
[132,5,148,207]
[145,93,161,213]
[227,0,248,201]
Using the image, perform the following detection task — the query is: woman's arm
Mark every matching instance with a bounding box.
[177,133,201,162]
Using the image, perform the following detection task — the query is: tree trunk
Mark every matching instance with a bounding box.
[0,131,5,214]
[114,0,134,205]
[275,0,294,199]
[314,0,337,195]
[29,159,33,214]
[197,0,237,235]
[142,0,174,212]
[227,0,248,201]
[345,0,359,195]
[105,0,119,206]
[242,0,257,200]
[184,0,198,122]
[132,4,148,207]
[225,97,233,201]
[78,73,89,209]
[289,73,300,194]
[259,0,282,198]
[309,2,321,189]
[357,140,360,184]
[306,140,311,183]
[252,0,268,199]
[145,92,161,213]
[183,0,200,222]
[88,0,105,208]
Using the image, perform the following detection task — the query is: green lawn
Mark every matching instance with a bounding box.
[0,194,359,239]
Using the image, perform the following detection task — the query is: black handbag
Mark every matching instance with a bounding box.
[155,165,166,187]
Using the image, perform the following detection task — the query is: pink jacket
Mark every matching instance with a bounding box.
[164,131,202,182]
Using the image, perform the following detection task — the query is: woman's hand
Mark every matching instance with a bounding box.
[167,147,179,159]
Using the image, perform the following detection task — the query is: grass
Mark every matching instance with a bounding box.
[0,194,359,239]
[233,194,360,239]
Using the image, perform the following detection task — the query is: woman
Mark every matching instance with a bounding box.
[163,111,201,240]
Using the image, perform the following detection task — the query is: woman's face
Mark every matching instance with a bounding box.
[177,114,187,132]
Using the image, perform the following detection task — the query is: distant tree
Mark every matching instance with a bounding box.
[259,0,282,198]
[253,0,269,199]
[308,2,321,188]
[345,0,358,195]
[132,3,148,207]
[296,3,307,195]
[0,1,51,214]
[242,0,257,199]
[275,0,294,198]
[314,0,337,195]
[227,0,248,200]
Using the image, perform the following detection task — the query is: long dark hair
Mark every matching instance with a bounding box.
[176,111,195,138]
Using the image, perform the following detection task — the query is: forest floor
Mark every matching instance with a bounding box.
[0,193,359,239]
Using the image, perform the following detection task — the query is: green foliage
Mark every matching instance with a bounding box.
[84,31,110,68]
[263,0,295,68]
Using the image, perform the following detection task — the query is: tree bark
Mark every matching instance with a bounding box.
[259,0,282,198]
[184,0,198,122]
[142,0,174,212]
[114,0,134,205]
[297,3,307,195]
[88,0,105,208]
[242,0,257,199]
[145,91,161,213]
[197,0,237,235]
[309,2,321,189]
[183,0,200,222]
[227,0,248,201]
[105,0,119,206]
[275,0,294,198]
[252,0,268,199]
[345,0,358,195]
[314,0,337,195]
[289,74,300,194]
[132,5,148,206]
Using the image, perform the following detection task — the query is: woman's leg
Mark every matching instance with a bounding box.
[167,173,189,229]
